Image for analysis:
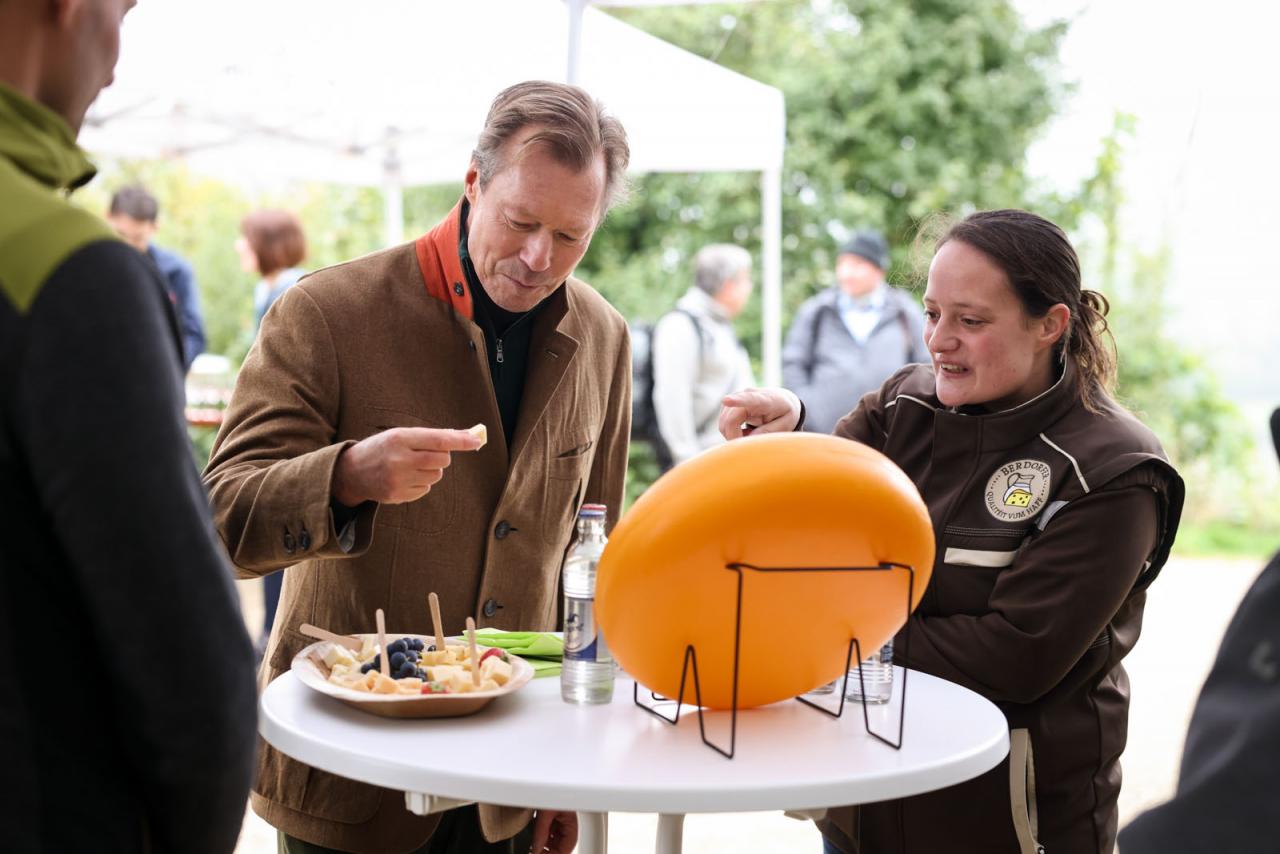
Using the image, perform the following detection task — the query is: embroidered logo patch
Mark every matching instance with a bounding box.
[984,460,1052,522]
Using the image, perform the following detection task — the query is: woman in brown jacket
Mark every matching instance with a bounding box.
[721,210,1184,854]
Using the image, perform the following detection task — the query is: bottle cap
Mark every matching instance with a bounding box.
[579,503,607,517]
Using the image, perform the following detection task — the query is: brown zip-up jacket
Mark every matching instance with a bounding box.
[204,201,631,852]
[818,362,1183,854]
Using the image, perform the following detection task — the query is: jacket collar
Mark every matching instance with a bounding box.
[836,281,888,312]
[910,359,1083,452]
[0,82,96,191]
[415,195,578,330]
[677,286,731,323]
[414,197,473,319]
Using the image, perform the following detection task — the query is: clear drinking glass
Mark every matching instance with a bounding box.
[844,640,894,704]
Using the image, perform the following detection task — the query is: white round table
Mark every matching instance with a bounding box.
[260,667,1008,853]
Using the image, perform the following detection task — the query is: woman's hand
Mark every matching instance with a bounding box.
[719,387,802,439]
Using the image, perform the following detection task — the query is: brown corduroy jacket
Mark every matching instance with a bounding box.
[204,201,631,853]
[818,362,1183,854]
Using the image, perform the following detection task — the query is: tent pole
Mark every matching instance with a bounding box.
[567,0,587,84]
[383,179,404,248]
[761,166,783,387]
[383,140,404,248]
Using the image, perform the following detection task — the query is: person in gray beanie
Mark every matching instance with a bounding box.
[781,229,928,433]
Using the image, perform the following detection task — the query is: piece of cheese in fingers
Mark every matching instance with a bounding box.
[467,423,488,447]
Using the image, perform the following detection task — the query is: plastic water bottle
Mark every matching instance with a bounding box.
[561,504,614,704]
[845,639,894,704]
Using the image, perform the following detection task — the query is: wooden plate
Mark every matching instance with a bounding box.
[292,634,535,719]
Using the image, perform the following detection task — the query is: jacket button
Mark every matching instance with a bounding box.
[299,529,312,550]
[494,520,511,539]
[283,531,296,554]
[453,282,464,296]
[483,599,501,618]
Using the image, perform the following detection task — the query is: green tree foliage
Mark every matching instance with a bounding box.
[1065,115,1259,526]
[585,0,1069,350]
[594,0,1068,501]
[74,5,1258,535]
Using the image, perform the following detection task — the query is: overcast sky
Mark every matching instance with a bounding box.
[1015,0,1279,419]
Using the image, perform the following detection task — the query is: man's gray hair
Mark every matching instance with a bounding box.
[473,80,630,215]
[694,244,752,295]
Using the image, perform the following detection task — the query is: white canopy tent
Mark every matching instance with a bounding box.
[81,0,786,382]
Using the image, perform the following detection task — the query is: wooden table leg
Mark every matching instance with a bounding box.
[656,813,685,854]
[578,811,608,854]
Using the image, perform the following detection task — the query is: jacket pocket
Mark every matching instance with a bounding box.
[1008,728,1045,854]
[542,434,592,545]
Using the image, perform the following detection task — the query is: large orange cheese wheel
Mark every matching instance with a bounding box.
[596,432,934,709]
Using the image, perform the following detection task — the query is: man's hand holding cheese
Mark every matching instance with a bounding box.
[332,425,486,506]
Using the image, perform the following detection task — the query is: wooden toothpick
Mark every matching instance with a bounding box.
[375,608,390,678]
[465,616,481,687]
[299,623,362,652]
[428,592,446,652]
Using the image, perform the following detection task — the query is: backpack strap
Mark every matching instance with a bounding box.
[658,307,726,439]
[669,307,705,370]
[806,302,826,379]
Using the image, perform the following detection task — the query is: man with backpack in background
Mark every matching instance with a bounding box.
[640,243,755,471]
[781,229,928,433]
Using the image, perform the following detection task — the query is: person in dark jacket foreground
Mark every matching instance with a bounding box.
[720,209,1183,854]
[1118,407,1280,853]
[0,1,258,851]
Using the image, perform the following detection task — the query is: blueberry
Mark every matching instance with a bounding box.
[395,662,416,679]
[387,639,406,655]
[414,667,427,680]
[411,638,425,651]
[426,644,437,652]
[360,662,374,674]
[389,651,406,669]
[405,650,419,662]
[370,654,381,669]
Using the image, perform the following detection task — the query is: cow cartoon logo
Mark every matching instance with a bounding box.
[984,460,1052,522]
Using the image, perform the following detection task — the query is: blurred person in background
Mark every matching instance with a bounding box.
[721,210,1183,854]
[650,243,755,470]
[0,0,257,850]
[235,207,308,660]
[1118,405,1280,853]
[238,207,308,330]
[108,183,207,372]
[782,228,928,434]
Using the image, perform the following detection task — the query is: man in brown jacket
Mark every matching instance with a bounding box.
[205,81,632,854]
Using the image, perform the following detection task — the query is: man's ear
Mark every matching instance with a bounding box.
[1039,303,1071,352]
[463,161,480,205]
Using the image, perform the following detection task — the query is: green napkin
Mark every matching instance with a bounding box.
[524,658,563,678]
[473,629,563,678]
